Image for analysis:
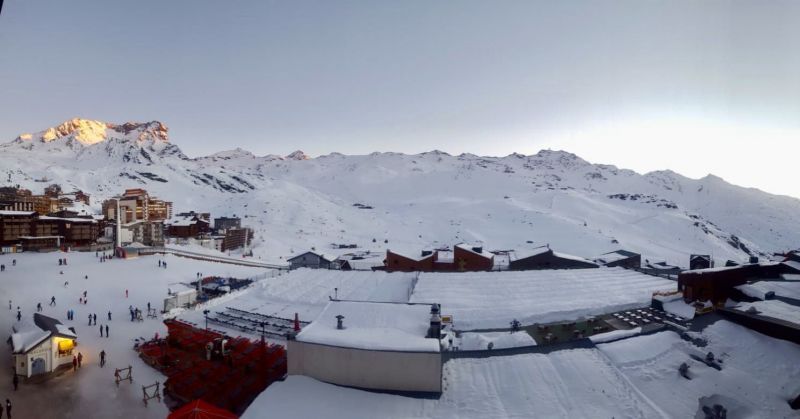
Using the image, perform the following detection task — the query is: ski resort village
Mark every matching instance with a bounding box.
[0,120,797,418]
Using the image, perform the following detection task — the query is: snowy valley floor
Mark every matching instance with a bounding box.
[0,251,265,419]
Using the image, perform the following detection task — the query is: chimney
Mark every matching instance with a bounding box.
[428,304,442,339]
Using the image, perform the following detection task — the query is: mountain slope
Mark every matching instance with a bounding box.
[2,118,799,266]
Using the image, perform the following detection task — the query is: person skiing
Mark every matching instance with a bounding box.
[147,302,151,312]
[105,324,109,338]
[8,300,10,310]
[64,281,69,287]
[93,313,97,325]
[100,350,106,367]
[125,289,128,298]
[99,324,104,337]
[36,303,42,312]
[158,260,162,267]
[79,297,83,304]
[77,352,83,368]
[11,259,15,266]
[16,311,20,322]
[84,275,88,280]
[88,314,92,326]
[50,296,56,306]
[1,264,4,272]
[72,355,77,371]
[108,311,112,321]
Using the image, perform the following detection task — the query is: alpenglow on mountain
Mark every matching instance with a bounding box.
[3,118,799,265]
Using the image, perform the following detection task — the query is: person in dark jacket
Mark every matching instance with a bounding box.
[12,374,18,391]
[5,398,10,418]
[105,324,109,338]
[100,350,106,367]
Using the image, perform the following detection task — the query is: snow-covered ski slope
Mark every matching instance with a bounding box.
[3,118,800,266]
[410,268,675,329]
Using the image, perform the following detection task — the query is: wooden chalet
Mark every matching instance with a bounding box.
[509,247,599,270]
[594,249,641,269]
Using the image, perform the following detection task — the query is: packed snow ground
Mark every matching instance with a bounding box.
[243,320,800,419]
[0,251,265,419]
[178,268,416,340]
[243,348,663,419]
[410,268,676,329]
[597,321,800,418]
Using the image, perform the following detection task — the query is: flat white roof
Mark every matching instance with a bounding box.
[735,300,800,325]
[296,300,440,352]
[0,210,35,215]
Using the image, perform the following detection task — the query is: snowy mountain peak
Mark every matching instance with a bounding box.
[285,150,310,160]
[14,118,169,146]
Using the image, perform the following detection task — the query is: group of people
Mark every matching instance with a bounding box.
[57,258,68,266]
[129,306,144,322]
[157,259,168,268]
[0,259,17,272]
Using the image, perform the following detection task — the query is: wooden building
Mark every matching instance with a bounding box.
[36,216,99,247]
[384,249,436,272]
[689,254,713,270]
[0,210,35,246]
[452,244,494,271]
[594,249,641,269]
[221,228,252,252]
[678,262,800,303]
[288,251,335,270]
[166,213,210,238]
[509,247,599,270]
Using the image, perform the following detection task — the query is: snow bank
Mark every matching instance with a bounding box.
[662,299,695,319]
[410,267,675,329]
[458,331,536,350]
[598,321,800,418]
[589,327,641,344]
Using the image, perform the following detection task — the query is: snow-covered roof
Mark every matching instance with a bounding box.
[552,251,598,265]
[411,267,675,329]
[595,250,639,264]
[386,248,435,262]
[11,329,51,353]
[288,251,336,262]
[167,217,198,226]
[455,243,493,259]
[783,260,800,272]
[38,215,97,223]
[11,313,76,353]
[295,301,440,352]
[0,210,35,216]
[734,300,800,325]
[509,246,551,261]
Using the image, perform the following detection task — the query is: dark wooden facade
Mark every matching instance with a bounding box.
[678,263,800,303]
[689,254,713,270]
[595,250,641,269]
[0,211,35,245]
[510,248,598,271]
[384,250,435,272]
[288,251,334,270]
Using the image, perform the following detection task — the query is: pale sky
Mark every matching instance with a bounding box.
[1,1,799,197]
